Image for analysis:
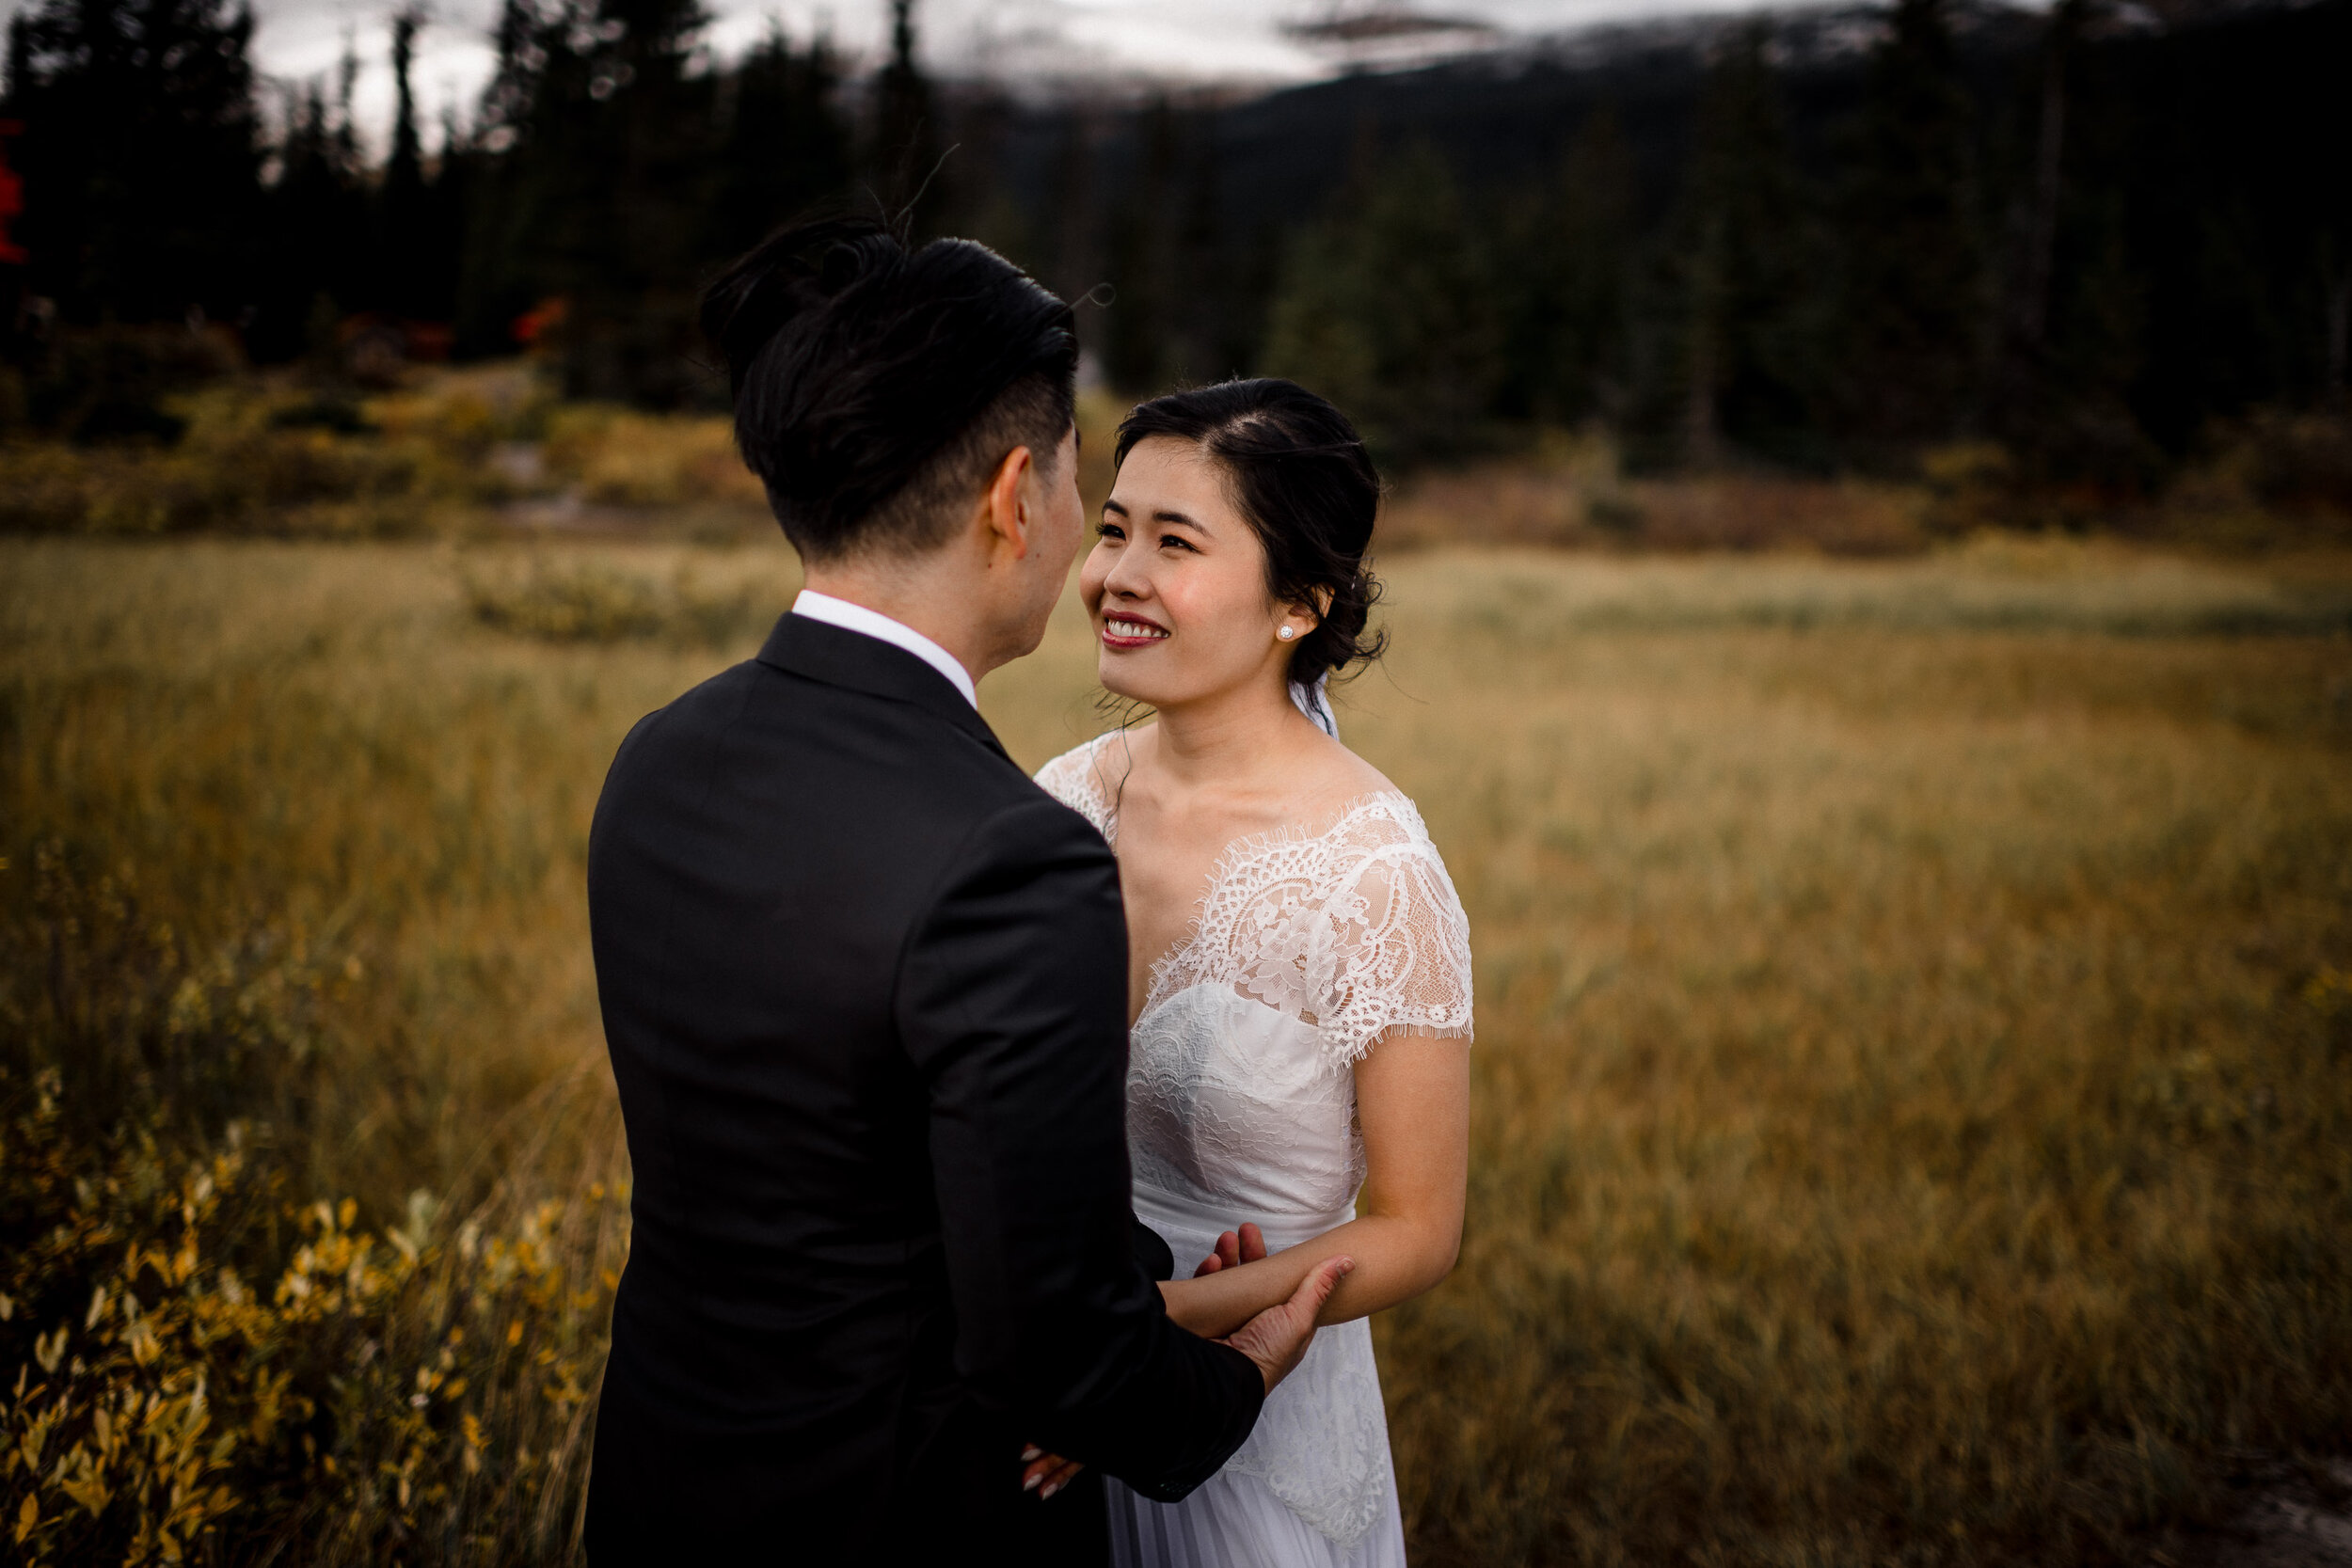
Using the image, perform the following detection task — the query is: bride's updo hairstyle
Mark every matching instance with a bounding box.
[1115,378,1387,689]
[700,218,1077,562]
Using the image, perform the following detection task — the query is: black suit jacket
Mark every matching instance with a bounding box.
[583,612,1263,1564]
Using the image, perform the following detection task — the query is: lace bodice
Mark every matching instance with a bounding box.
[1038,731,1471,1058]
[1038,732,1473,1548]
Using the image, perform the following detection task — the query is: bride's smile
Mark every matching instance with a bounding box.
[1084,435,1321,708]
[1100,612,1168,646]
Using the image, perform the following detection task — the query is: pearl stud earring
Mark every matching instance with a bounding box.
[1278,626,1297,641]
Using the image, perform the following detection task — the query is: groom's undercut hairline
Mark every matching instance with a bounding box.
[802,370,1073,567]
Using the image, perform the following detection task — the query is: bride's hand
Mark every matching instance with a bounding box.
[1222,1255,1355,1394]
[1019,1444,1084,1501]
[1191,1221,1267,1276]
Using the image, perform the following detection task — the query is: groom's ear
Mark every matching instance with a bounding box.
[979,444,1040,562]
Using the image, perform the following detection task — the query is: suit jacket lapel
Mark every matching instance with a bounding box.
[755,612,1013,766]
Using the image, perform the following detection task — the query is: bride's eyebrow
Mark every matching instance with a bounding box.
[1103,496,1210,532]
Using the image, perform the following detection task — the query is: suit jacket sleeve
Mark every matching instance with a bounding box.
[896,794,1263,1500]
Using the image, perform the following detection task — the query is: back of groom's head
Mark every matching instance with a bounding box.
[701,219,1078,565]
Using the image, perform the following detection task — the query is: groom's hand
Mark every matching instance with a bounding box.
[1221,1256,1355,1395]
[1192,1222,1267,1277]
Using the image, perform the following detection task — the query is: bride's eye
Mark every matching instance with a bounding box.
[1159,533,1198,553]
[1096,520,1125,541]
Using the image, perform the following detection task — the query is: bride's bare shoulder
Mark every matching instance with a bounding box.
[1085,723,1153,789]
[1299,732,1404,816]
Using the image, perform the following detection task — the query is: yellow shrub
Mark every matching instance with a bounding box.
[2,850,625,1567]
[1,1076,624,1566]
[0,394,505,538]
[539,406,765,510]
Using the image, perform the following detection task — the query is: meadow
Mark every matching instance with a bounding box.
[4,531,2349,1565]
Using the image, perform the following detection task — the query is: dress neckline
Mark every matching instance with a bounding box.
[1130,787,1421,1027]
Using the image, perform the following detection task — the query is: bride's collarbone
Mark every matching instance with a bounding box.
[1115,763,1391,853]
[1117,806,1271,920]
[1097,722,1392,835]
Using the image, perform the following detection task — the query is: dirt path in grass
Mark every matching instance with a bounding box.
[2168,1462,2352,1568]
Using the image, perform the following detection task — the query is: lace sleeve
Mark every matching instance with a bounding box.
[1209,800,1474,1066]
[1033,736,1115,841]
[1310,835,1474,1065]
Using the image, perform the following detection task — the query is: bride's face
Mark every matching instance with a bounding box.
[1082,436,1315,709]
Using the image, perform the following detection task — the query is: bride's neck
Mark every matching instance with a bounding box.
[1148,676,1308,794]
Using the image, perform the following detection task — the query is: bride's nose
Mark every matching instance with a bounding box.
[1100,549,1152,602]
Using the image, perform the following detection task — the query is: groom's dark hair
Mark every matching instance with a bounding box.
[701,219,1079,563]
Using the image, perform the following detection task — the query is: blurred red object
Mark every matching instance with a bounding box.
[512,297,568,345]
[0,119,27,265]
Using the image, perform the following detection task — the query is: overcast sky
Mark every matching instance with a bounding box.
[8,0,1810,150]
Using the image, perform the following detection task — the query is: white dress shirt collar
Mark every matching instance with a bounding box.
[790,589,978,710]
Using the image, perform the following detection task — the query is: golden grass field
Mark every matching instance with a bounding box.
[5,531,2350,1565]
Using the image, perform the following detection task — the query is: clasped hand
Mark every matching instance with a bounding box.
[1019,1224,1354,1500]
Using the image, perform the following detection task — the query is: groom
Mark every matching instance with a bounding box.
[582,221,1344,1564]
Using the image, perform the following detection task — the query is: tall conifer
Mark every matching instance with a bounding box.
[1837,0,1984,443]
[377,7,437,320]
[565,0,720,402]
[715,23,850,259]
[1512,106,1636,428]
[1675,26,1822,463]
[868,0,942,234]
[1104,100,1183,392]
[5,0,262,325]
[1263,141,1499,461]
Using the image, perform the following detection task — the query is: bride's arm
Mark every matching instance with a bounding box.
[1158,1031,1469,1338]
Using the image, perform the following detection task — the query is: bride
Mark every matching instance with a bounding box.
[1032,378,1474,1567]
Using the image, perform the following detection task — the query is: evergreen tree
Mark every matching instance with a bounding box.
[419,107,479,332]
[1988,0,2157,487]
[251,74,370,361]
[868,0,942,233]
[452,0,555,357]
[713,23,850,259]
[2329,245,2350,410]
[1261,141,1499,462]
[2005,0,2086,369]
[375,6,438,320]
[565,0,722,402]
[1672,27,1824,464]
[1100,103,1239,390]
[459,0,724,401]
[1169,131,1247,386]
[1103,100,1183,392]
[0,0,2330,465]
[4,0,263,325]
[1836,0,1985,444]
[927,86,1034,277]
[1041,113,1100,312]
[1507,105,1637,428]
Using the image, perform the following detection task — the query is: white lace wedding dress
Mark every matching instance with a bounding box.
[1036,731,1474,1568]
